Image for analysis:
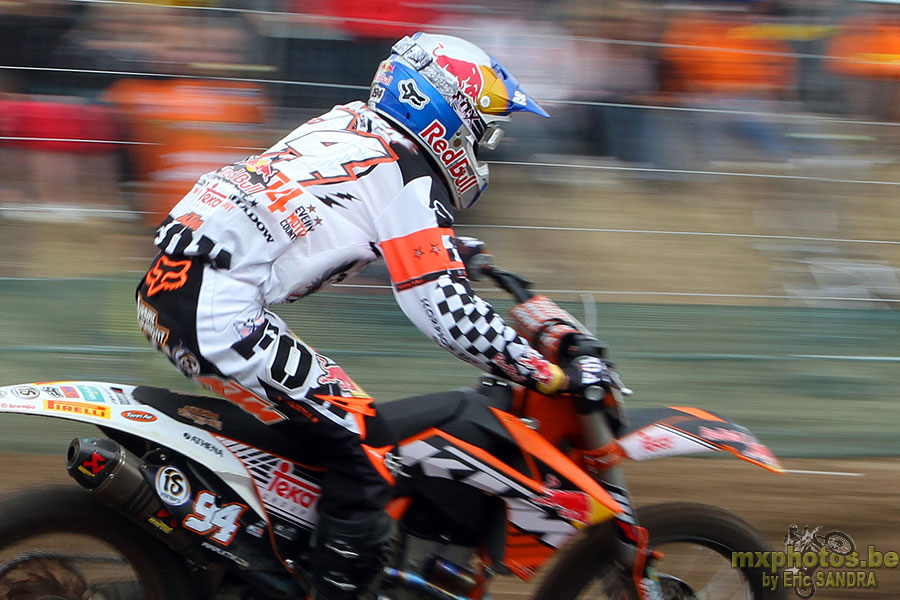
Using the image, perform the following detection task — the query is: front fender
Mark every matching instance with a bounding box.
[618,406,783,473]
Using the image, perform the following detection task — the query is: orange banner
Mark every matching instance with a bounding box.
[380,227,465,288]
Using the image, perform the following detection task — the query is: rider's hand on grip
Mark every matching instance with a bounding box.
[565,356,628,434]
[563,355,615,396]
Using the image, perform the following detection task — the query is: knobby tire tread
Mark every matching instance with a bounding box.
[532,501,787,600]
[0,485,195,600]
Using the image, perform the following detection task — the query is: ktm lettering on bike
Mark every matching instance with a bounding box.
[196,375,286,425]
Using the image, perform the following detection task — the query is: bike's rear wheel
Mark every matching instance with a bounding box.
[0,485,194,600]
[533,502,786,600]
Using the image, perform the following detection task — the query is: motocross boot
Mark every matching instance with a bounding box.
[309,511,396,600]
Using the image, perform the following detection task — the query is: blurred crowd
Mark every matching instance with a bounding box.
[3,0,900,218]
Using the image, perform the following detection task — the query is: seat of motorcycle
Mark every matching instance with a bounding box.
[131,385,306,458]
[376,389,470,442]
[131,385,470,456]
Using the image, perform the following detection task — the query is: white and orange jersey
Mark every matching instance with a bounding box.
[154,102,564,393]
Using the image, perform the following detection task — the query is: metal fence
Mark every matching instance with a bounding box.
[1,1,899,458]
[0,277,897,457]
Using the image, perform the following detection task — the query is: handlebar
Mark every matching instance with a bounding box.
[467,250,631,436]
[469,251,628,393]
[467,253,535,304]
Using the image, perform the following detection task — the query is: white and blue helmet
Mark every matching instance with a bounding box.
[368,32,549,210]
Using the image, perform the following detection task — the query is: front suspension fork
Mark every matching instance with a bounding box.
[578,410,662,600]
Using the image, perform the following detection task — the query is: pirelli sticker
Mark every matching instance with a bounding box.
[44,400,111,419]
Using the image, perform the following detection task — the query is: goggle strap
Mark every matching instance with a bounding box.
[392,36,432,70]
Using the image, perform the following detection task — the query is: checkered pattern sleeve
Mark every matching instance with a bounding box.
[393,271,566,394]
[371,169,565,393]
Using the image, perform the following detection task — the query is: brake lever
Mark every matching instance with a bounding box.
[609,371,633,396]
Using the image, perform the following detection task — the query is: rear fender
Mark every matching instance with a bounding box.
[0,381,265,515]
[618,406,783,473]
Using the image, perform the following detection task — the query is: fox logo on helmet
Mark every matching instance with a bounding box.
[398,79,429,109]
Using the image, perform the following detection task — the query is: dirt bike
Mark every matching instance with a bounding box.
[0,261,787,600]
[783,526,855,599]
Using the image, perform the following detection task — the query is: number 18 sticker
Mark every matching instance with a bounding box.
[155,466,191,506]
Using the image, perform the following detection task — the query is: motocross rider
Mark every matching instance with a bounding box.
[137,33,658,600]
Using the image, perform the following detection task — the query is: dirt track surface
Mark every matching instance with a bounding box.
[1,454,896,599]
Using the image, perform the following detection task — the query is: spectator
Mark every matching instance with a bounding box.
[0,2,122,211]
[563,0,663,166]
[659,1,798,168]
[102,11,271,223]
[827,3,900,123]
[431,0,581,160]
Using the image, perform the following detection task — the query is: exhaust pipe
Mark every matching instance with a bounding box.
[66,437,193,552]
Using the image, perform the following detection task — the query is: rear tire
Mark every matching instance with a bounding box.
[0,485,195,600]
[533,502,786,600]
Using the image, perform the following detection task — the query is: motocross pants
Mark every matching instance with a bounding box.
[137,252,394,520]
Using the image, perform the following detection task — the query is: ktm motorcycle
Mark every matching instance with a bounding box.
[783,526,855,599]
[0,262,786,600]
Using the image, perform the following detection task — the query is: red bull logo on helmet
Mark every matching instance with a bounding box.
[433,43,484,101]
[419,119,479,196]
